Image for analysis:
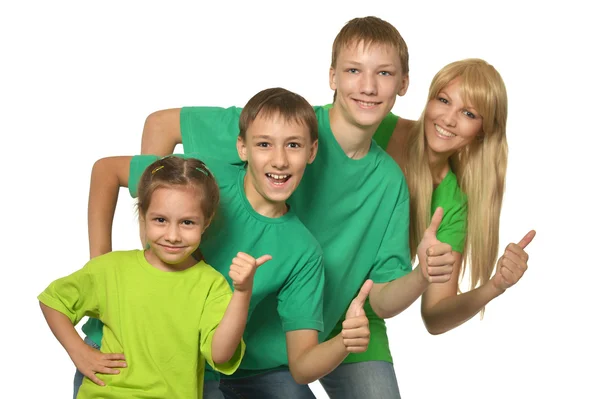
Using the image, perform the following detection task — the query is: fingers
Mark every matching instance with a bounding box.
[255,255,272,267]
[104,353,126,361]
[342,316,370,353]
[353,280,374,308]
[426,207,444,235]
[86,372,106,386]
[516,230,536,249]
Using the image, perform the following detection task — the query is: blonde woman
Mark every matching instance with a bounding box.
[322,59,535,397]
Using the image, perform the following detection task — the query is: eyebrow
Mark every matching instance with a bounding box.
[253,135,307,141]
[343,61,397,69]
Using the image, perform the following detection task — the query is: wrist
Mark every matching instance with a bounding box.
[484,279,505,298]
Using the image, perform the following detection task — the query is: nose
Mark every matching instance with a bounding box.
[359,72,377,96]
[442,110,457,128]
[164,222,181,243]
[271,146,289,169]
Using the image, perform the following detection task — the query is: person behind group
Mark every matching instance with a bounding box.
[84,87,375,399]
[39,156,247,398]
[321,58,537,398]
[130,16,456,398]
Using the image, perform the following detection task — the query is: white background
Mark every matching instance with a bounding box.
[1,1,597,397]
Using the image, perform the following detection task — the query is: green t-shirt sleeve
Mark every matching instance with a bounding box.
[369,190,412,283]
[180,106,244,165]
[128,155,161,198]
[372,112,399,150]
[277,254,325,332]
[436,201,468,254]
[37,262,101,326]
[199,275,245,376]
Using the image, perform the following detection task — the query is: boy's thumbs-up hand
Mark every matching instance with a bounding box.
[342,280,373,353]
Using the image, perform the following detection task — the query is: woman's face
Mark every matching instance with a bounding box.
[424,78,483,157]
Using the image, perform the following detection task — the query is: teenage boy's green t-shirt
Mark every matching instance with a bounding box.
[38,250,243,398]
[180,105,413,342]
[329,112,468,364]
[129,156,325,378]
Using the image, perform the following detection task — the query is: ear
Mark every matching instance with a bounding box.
[397,73,409,97]
[236,136,248,161]
[308,139,319,164]
[329,66,337,91]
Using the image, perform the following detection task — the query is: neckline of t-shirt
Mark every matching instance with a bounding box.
[236,168,295,224]
[136,249,205,277]
[318,106,379,165]
[433,168,457,194]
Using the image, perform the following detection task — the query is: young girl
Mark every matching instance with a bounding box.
[84,88,374,399]
[39,156,247,398]
[320,58,536,398]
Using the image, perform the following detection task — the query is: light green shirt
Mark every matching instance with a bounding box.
[39,250,244,398]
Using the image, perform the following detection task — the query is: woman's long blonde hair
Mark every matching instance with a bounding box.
[399,58,508,296]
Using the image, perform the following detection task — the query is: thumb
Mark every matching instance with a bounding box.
[426,207,444,236]
[347,280,373,318]
[255,255,273,268]
[517,230,536,249]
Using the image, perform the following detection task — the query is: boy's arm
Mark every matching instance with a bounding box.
[141,108,182,156]
[369,208,454,318]
[40,303,126,386]
[88,156,132,258]
[284,280,373,385]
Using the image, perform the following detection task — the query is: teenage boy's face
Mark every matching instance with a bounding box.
[237,112,317,211]
[142,186,205,271]
[329,41,408,129]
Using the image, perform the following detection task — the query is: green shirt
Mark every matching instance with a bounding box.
[179,105,412,341]
[129,156,325,378]
[39,250,243,398]
[330,113,468,364]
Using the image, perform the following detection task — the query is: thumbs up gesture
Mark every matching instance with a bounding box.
[342,280,373,353]
[417,207,455,284]
[229,252,272,293]
[491,230,536,292]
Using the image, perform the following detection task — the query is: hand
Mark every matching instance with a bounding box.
[69,341,126,386]
[342,280,373,353]
[417,207,454,283]
[491,230,536,293]
[229,252,272,293]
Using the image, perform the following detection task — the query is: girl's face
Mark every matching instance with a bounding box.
[142,186,205,271]
[424,78,483,157]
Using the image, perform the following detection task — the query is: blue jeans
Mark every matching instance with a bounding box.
[73,337,100,399]
[319,361,401,399]
[215,369,316,399]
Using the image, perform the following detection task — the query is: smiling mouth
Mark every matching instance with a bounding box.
[353,99,381,108]
[435,124,456,138]
[266,173,291,186]
[159,244,185,252]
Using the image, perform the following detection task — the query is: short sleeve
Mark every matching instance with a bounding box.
[199,276,245,375]
[369,188,412,283]
[180,106,244,165]
[277,254,325,332]
[37,263,101,326]
[436,201,468,254]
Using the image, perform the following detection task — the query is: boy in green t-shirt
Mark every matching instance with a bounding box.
[82,88,374,398]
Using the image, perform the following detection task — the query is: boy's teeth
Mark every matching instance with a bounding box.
[267,173,289,180]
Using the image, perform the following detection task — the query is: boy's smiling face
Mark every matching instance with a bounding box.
[237,111,317,216]
[329,40,408,130]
